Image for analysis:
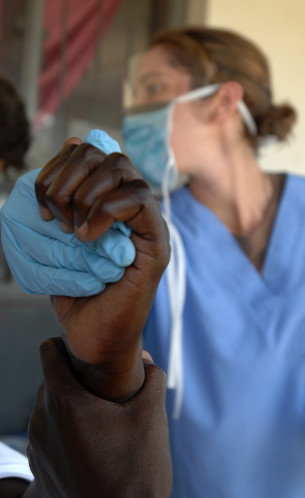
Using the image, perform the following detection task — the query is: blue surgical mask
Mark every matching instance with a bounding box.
[122,103,187,196]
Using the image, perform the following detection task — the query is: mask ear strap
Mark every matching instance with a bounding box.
[174,83,258,136]
[162,94,190,419]
[174,83,221,104]
[237,100,257,135]
[162,102,176,220]
[165,217,186,419]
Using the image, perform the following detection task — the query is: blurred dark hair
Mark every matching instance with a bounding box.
[152,27,297,148]
[0,75,31,170]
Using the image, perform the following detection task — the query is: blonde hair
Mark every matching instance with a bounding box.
[152,27,297,148]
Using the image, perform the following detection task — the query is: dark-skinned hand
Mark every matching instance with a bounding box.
[28,338,172,498]
[34,138,171,401]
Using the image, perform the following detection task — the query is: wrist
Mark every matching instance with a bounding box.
[66,343,145,401]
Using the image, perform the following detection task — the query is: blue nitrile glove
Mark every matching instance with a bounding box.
[0,131,136,296]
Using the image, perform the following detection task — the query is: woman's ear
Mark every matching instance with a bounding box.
[210,81,244,124]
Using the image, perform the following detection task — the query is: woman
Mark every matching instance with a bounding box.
[122,27,302,497]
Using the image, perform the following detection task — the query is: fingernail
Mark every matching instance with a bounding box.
[142,350,153,362]
[58,221,73,233]
[39,206,53,221]
[76,221,89,238]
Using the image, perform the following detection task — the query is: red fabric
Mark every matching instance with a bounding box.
[38,0,123,119]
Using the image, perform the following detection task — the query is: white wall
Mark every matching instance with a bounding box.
[189,0,305,175]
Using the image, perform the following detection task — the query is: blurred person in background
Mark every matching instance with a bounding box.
[0,75,30,281]
[0,75,30,202]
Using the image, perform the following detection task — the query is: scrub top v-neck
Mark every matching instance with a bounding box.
[143,173,305,498]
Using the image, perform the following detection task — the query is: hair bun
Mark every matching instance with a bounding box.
[256,103,297,142]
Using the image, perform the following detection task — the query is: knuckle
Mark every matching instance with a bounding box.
[124,179,154,211]
[45,188,67,212]
[130,178,153,200]
[77,142,106,162]
[109,152,130,167]
[72,193,89,213]
[108,151,125,162]
[108,153,142,179]
[60,142,78,157]
[78,142,96,155]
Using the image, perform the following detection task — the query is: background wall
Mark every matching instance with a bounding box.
[201,0,305,175]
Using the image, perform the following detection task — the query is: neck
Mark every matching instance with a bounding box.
[188,141,273,236]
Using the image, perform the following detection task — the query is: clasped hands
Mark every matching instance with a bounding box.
[2,135,172,497]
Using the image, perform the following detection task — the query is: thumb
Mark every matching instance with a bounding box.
[39,337,90,398]
[62,136,82,147]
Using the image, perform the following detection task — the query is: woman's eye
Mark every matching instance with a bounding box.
[132,80,170,106]
[145,83,164,97]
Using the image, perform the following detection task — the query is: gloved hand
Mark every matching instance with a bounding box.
[0,131,136,296]
[32,137,170,401]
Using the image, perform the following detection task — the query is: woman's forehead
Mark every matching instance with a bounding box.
[135,46,187,80]
[123,47,192,108]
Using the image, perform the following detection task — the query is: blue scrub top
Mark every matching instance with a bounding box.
[143,174,305,498]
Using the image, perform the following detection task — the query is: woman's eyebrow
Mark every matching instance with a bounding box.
[136,71,168,84]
